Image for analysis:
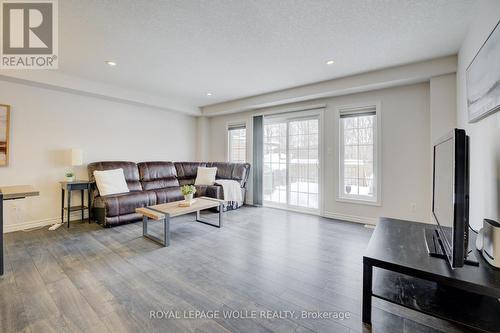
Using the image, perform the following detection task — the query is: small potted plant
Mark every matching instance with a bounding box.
[65,171,75,182]
[181,185,196,202]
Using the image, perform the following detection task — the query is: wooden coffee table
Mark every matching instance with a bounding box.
[135,197,224,247]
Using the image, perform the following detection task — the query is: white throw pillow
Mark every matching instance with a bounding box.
[93,168,130,196]
[194,167,217,186]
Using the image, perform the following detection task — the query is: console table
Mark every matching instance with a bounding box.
[0,185,39,276]
[363,218,500,332]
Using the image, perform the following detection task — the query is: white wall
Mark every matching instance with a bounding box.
[429,74,457,219]
[430,74,457,144]
[207,83,432,224]
[195,116,210,161]
[0,80,196,232]
[457,2,500,230]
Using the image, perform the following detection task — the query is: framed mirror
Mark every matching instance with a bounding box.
[0,104,10,166]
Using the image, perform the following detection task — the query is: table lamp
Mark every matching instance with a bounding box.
[71,148,83,166]
[65,148,83,181]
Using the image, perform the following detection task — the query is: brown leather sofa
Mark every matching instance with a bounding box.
[87,161,251,227]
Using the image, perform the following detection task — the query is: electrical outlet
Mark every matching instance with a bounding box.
[410,203,417,212]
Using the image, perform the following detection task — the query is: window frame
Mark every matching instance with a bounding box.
[337,103,382,206]
[226,121,247,163]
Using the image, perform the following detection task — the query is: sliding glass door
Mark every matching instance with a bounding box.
[263,122,287,204]
[263,115,320,211]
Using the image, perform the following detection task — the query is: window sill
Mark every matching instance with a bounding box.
[336,197,381,207]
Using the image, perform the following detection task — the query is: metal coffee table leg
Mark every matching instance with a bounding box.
[142,214,170,247]
[196,202,223,228]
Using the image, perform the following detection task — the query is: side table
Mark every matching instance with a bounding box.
[60,181,92,228]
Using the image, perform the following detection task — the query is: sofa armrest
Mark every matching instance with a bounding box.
[206,185,223,199]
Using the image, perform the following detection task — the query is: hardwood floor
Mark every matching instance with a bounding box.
[0,207,476,333]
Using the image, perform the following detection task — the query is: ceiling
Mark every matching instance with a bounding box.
[56,0,475,111]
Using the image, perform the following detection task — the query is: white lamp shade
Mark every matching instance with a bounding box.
[71,148,83,166]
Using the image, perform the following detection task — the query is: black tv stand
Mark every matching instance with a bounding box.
[363,218,500,332]
[424,228,479,266]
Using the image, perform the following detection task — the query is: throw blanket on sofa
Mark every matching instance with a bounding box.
[215,179,243,205]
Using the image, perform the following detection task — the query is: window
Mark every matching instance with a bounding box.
[339,105,380,204]
[228,124,246,163]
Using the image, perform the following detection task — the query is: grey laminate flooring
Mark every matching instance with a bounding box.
[0,207,476,333]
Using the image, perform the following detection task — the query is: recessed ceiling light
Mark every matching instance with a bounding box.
[206,92,213,96]
[105,61,117,67]
[326,60,335,65]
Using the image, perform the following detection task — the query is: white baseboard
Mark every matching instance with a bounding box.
[3,211,89,233]
[3,217,59,233]
[259,205,377,225]
[322,211,377,225]
[265,203,320,216]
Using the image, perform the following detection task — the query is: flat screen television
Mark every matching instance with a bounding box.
[430,128,470,268]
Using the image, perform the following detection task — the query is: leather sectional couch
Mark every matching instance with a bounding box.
[87,161,251,227]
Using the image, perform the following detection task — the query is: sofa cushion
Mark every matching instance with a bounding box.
[93,168,130,196]
[96,191,151,217]
[178,178,195,186]
[207,162,250,187]
[194,167,217,185]
[88,161,142,192]
[151,187,184,204]
[195,185,222,199]
[175,162,207,180]
[138,161,180,190]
